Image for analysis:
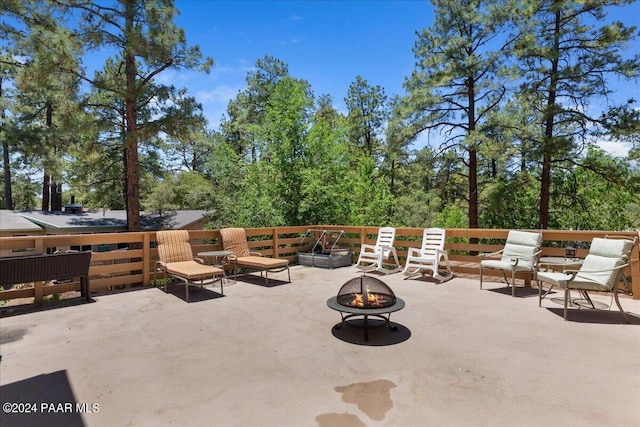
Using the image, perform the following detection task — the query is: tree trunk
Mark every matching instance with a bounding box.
[2,139,12,210]
[467,75,478,230]
[124,0,140,232]
[539,9,562,230]
[42,174,50,211]
[468,148,478,229]
[42,101,55,211]
[52,182,63,211]
[1,78,12,210]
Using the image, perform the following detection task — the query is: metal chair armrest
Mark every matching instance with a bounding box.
[480,249,504,259]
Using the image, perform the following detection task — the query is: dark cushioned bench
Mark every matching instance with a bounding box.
[0,252,92,304]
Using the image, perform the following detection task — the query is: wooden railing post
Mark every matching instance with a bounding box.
[273,227,280,258]
[631,231,640,299]
[143,232,150,286]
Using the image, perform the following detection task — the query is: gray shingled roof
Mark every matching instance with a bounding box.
[6,210,208,232]
[0,210,43,233]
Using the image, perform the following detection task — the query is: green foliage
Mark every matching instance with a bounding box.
[513,0,639,228]
[345,76,388,159]
[10,174,40,210]
[3,1,639,234]
[402,0,519,229]
[299,105,353,225]
[550,147,639,231]
[436,205,468,229]
[480,174,541,229]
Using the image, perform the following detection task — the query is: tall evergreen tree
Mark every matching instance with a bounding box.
[221,56,289,162]
[1,0,82,211]
[69,0,213,230]
[345,75,388,160]
[402,0,518,229]
[514,0,639,228]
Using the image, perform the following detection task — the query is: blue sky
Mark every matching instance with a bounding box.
[166,0,433,126]
[159,0,639,155]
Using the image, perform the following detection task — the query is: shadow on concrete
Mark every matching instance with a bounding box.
[161,285,225,303]
[230,273,290,288]
[331,319,411,346]
[403,274,455,285]
[545,307,640,324]
[0,297,94,319]
[488,286,541,298]
[0,370,85,427]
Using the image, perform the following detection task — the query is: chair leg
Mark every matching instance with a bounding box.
[564,287,570,320]
[538,280,542,307]
[163,271,169,294]
[613,288,630,324]
[511,269,516,297]
[479,264,483,289]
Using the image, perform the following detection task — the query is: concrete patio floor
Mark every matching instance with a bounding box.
[1,265,639,427]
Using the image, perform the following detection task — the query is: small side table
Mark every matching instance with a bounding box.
[197,250,234,284]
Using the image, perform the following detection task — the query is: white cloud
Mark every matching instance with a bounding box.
[196,85,242,105]
[154,69,190,85]
[596,138,631,157]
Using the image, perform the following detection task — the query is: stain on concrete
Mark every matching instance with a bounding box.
[334,379,397,421]
[0,326,28,345]
[316,412,367,427]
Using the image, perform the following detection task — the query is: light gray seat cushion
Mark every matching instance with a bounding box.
[481,230,542,272]
[537,237,633,291]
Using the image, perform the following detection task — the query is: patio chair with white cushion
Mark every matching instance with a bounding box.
[155,230,224,302]
[402,228,453,282]
[537,236,637,322]
[355,227,401,274]
[479,230,543,297]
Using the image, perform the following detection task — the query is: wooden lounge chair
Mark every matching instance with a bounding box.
[155,230,224,302]
[220,228,290,286]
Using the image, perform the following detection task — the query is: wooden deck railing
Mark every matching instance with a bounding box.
[1,226,638,304]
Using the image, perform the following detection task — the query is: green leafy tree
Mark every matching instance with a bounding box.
[403,0,518,230]
[345,75,388,159]
[599,99,640,162]
[258,76,314,225]
[514,0,639,228]
[552,147,638,231]
[1,0,83,211]
[69,0,213,230]
[299,95,353,225]
[221,56,289,162]
[383,95,414,219]
[392,146,442,227]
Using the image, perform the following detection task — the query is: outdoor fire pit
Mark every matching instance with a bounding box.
[327,275,405,341]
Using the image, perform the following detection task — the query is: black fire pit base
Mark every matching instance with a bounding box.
[327,296,405,341]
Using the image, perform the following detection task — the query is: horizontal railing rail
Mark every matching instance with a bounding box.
[1,226,638,304]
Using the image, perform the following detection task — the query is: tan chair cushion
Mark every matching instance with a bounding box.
[220,228,251,258]
[166,261,223,281]
[157,230,194,263]
[235,256,289,270]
